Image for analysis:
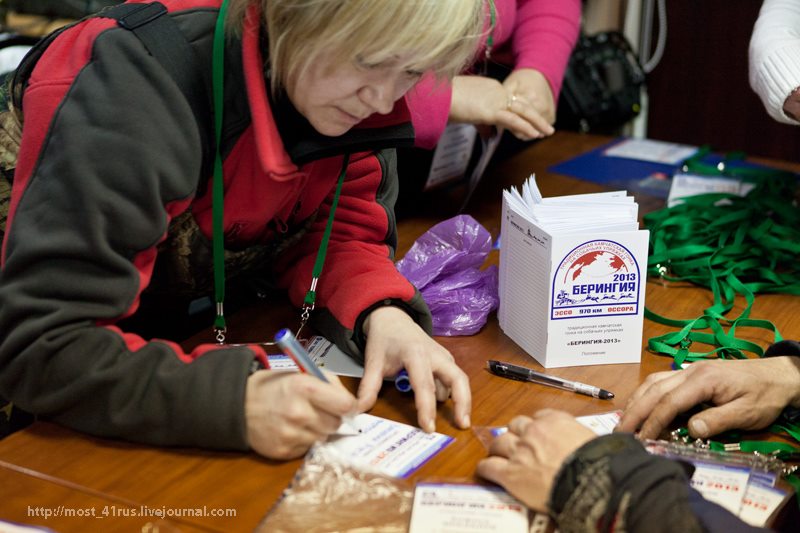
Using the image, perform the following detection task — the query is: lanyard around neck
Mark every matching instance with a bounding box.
[485,0,496,62]
[211,0,348,343]
[211,0,229,341]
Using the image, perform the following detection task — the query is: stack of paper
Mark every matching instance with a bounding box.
[498,175,649,368]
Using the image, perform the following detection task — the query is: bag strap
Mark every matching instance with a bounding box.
[9,2,213,181]
[99,2,214,181]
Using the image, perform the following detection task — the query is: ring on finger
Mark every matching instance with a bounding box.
[506,93,518,111]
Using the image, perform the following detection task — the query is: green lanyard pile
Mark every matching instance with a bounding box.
[645,151,800,502]
[644,152,800,366]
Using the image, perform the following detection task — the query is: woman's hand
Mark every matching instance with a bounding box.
[449,74,553,141]
[356,306,471,433]
[245,369,357,459]
[502,68,556,128]
[476,410,595,511]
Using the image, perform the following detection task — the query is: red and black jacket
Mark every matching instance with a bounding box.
[0,0,430,450]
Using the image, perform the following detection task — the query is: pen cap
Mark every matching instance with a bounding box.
[394,370,412,393]
[274,328,291,343]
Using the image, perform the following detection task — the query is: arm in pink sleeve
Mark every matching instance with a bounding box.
[404,0,581,148]
[405,72,453,149]
[512,0,581,101]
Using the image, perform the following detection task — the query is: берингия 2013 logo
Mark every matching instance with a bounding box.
[551,239,641,320]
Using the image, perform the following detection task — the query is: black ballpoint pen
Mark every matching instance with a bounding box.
[487,360,615,400]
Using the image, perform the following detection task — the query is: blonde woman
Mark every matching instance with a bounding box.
[0,0,483,459]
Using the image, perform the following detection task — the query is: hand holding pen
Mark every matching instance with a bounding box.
[242,329,359,460]
[244,364,359,459]
[275,329,362,434]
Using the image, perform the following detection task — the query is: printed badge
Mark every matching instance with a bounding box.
[551,240,642,320]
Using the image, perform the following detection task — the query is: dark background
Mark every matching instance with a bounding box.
[644,0,800,162]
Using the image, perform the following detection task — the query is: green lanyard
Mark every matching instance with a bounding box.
[211,0,229,341]
[648,153,800,507]
[211,0,348,343]
[644,155,800,364]
[298,154,350,337]
[485,0,495,62]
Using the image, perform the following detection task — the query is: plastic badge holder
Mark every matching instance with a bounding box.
[644,437,794,527]
[257,444,518,533]
[257,444,413,532]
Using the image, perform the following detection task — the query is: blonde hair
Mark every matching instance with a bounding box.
[226,0,485,94]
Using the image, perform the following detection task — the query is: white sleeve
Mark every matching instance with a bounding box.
[749,0,800,125]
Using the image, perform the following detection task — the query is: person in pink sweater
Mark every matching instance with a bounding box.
[406,0,581,149]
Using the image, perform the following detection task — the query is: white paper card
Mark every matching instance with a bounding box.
[267,336,363,376]
[458,128,503,211]
[739,482,787,526]
[689,462,751,515]
[576,410,622,435]
[269,336,404,385]
[490,410,621,441]
[409,483,529,533]
[305,335,365,377]
[320,414,453,478]
[667,172,756,207]
[425,123,477,190]
[265,353,297,371]
[604,138,698,164]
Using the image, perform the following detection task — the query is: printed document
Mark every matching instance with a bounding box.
[267,335,360,375]
[320,413,453,478]
[499,175,649,367]
[603,137,698,164]
[408,483,529,533]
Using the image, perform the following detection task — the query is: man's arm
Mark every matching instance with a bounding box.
[617,354,800,440]
[749,0,800,124]
[477,411,763,532]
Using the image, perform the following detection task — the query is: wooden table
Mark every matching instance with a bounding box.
[1,131,798,531]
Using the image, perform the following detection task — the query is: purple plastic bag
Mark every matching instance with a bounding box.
[396,215,499,336]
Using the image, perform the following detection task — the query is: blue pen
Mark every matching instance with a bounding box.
[275,328,328,380]
[394,369,412,393]
[274,328,361,433]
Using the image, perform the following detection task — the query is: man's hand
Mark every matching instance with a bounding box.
[356,306,471,433]
[784,86,800,121]
[617,357,800,440]
[476,410,595,511]
[245,370,357,459]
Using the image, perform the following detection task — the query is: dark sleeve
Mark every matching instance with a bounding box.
[764,341,800,423]
[548,433,765,533]
[764,340,800,357]
[0,19,255,451]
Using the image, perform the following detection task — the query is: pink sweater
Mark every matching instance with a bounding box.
[407,0,581,148]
